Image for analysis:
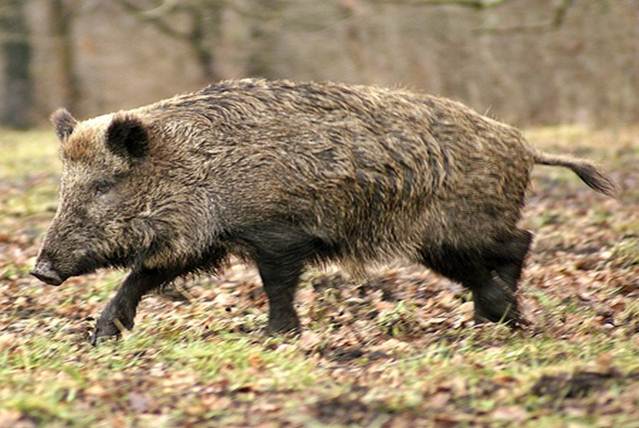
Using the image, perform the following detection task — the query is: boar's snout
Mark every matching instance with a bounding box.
[30,256,64,286]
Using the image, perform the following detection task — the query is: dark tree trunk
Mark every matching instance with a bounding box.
[49,0,80,113]
[245,0,283,79]
[187,5,220,83]
[0,0,34,128]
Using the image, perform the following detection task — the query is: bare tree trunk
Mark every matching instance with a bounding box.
[340,2,370,81]
[246,0,284,79]
[186,5,220,83]
[0,0,34,128]
[49,0,80,112]
[115,0,222,85]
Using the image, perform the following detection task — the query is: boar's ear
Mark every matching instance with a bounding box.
[50,108,77,141]
[105,113,149,160]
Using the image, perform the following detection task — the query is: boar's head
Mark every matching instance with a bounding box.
[31,108,191,285]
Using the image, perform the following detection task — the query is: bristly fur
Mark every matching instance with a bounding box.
[50,108,77,141]
[532,150,617,197]
[35,78,616,337]
[105,113,149,160]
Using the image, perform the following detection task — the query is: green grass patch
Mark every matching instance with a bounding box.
[1,128,638,426]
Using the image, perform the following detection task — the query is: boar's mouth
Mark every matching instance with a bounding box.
[30,265,76,286]
[30,250,111,286]
[30,259,65,286]
[31,236,147,286]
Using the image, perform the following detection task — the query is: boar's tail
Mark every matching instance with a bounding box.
[533,150,617,197]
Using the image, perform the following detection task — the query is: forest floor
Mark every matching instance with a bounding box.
[0,126,638,427]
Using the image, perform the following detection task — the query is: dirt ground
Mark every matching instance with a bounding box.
[1,125,638,427]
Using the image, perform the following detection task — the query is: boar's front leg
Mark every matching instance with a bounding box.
[91,268,176,345]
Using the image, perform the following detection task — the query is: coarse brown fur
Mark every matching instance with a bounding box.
[31,79,616,342]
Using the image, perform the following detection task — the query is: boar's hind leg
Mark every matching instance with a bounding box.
[419,242,522,326]
[91,268,177,345]
[491,230,533,292]
[469,269,521,325]
[472,230,532,325]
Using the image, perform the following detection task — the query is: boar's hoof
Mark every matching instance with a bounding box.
[267,314,301,336]
[473,307,524,329]
[90,310,135,346]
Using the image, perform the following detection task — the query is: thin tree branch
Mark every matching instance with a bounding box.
[370,0,574,34]
[114,0,190,40]
[474,0,575,34]
[551,0,575,27]
[370,0,513,8]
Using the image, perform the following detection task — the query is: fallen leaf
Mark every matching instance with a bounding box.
[492,406,527,421]
[128,392,153,413]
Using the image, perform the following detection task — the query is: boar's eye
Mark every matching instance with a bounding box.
[93,180,114,196]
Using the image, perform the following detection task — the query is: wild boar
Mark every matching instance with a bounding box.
[30,79,616,344]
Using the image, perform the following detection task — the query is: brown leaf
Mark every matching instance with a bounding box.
[84,384,107,397]
[595,353,613,371]
[492,406,528,422]
[429,392,451,408]
[128,392,153,413]
[299,331,322,351]
[0,410,25,428]
[0,333,17,352]
[494,374,517,385]
[248,353,265,369]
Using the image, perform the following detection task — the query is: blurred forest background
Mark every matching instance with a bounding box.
[0,0,637,129]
